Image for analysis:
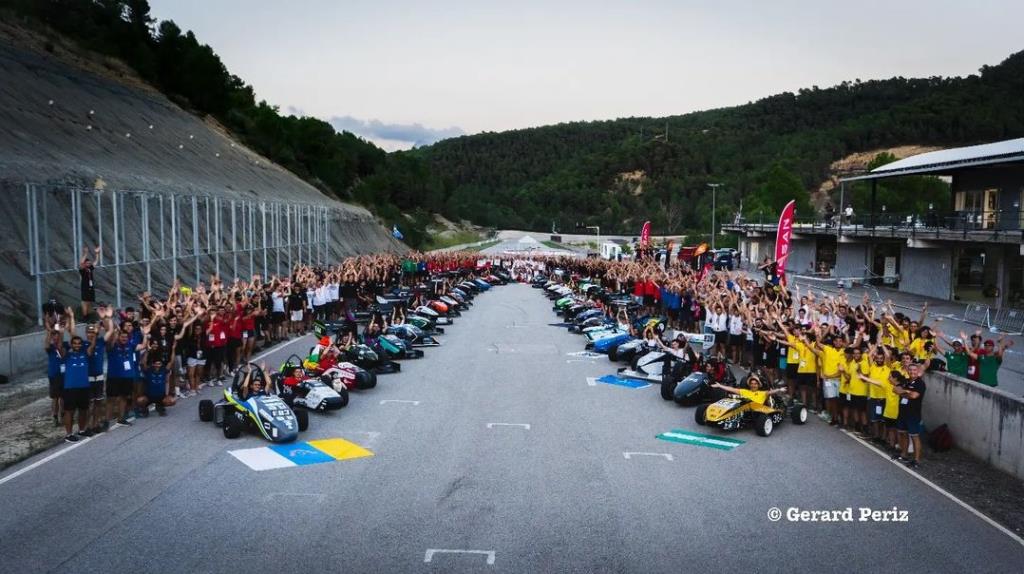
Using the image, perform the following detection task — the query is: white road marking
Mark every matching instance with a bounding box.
[424,549,496,565]
[379,400,420,406]
[0,438,91,486]
[264,492,325,501]
[840,429,1024,548]
[623,452,674,461]
[566,359,594,364]
[486,422,531,430]
[0,336,310,487]
[586,377,598,386]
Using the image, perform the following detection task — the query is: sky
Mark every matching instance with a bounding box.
[149,0,1024,151]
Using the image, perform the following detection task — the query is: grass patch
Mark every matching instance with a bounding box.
[422,230,485,250]
[466,240,501,252]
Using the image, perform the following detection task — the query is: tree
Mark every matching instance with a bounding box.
[744,164,813,220]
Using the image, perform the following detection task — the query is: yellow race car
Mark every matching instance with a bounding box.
[694,392,808,437]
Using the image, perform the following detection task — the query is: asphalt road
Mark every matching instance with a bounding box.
[1,284,1021,573]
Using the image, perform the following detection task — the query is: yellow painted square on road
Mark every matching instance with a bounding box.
[308,438,374,461]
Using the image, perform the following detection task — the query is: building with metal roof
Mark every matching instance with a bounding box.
[724,137,1024,312]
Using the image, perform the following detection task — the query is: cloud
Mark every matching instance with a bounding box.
[327,116,465,150]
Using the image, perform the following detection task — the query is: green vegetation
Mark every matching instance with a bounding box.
[465,240,500,252]
[421,230,485,251]
[414,51,1024,236]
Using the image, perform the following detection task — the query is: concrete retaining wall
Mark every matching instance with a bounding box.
[923,371,1024,480]
[0,325,89,380]
[901,246,953,300]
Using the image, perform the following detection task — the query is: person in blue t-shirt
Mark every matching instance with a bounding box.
[137,351,169,417]
[56,333,96,442]
[104,306,149,426]
[86,311,113,433]
[44,323,66,427]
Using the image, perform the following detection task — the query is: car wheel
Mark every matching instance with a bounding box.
[198,399,214,422]
[608,346,619,362]
[337,387,349,408]
[295,408,309,432]
[694,405,708,426]
[356,370,377,390]
[223,413,242,439]
[755,413,773,437]
[661,378,676,401]
[792,405,808,425]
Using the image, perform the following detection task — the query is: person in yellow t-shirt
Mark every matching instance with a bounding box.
[864,347,892,443]
[838,347,870,434]
[712,373,786,405]
[777,323,804,399]
[779,322,819,412]
[804,335,844,426]
[859,369,907,453]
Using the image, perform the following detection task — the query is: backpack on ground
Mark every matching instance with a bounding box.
[928,423,954,452]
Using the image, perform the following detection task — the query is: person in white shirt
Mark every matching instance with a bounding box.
[727,305,745,364]
[708,303,729,357]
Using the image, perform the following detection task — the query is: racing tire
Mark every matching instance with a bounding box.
[608,345,619,362]
[223,414,242,439]
[198,399,214,422]
[755,413,774,437]
[791,405,808,425]
[337,386,350,408]
[295,408,310,432]
[694,405,708,426]
[356,370,377,390]
[660,378,677,401]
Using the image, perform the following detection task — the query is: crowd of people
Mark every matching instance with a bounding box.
[524,253,1014,467]
[41,247,1013,466]
[45,251,486,443]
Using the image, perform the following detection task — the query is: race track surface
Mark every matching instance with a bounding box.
[1,284,1021,573]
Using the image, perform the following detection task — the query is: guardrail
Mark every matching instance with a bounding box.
[19,182,339,326]
[962,303,1024,335]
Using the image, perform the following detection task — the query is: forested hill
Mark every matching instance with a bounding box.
[410,50,1024,236]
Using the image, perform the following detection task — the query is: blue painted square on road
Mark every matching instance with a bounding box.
[596,375,650,389]
[268,443,336,466]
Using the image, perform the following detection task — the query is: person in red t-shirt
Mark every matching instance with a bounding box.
[226,304,244,375]
[205,309,229,385]
[240,302,258,363]
[643,279,660,314]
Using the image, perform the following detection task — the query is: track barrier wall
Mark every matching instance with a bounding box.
[923,370,1024,480]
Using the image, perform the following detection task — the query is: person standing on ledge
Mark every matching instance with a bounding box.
[79,245,101,320]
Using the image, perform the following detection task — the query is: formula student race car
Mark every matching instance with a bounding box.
[345,343,401,375]
[198,364,308,442]
[377,333,425,359]
[273,355,348,411]
[694,389,808,437]
[663,371,731,405]
[385,324,441,347]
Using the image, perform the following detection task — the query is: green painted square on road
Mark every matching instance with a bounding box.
[657,429,745,451]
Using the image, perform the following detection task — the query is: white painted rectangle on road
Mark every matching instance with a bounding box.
[229,447,297,471]
[486,423,531,430]
[424,549,496,565]
[623,452,674,461]
[379,400,420,405]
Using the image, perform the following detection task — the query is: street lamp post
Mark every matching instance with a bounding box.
[707,183,721,250]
